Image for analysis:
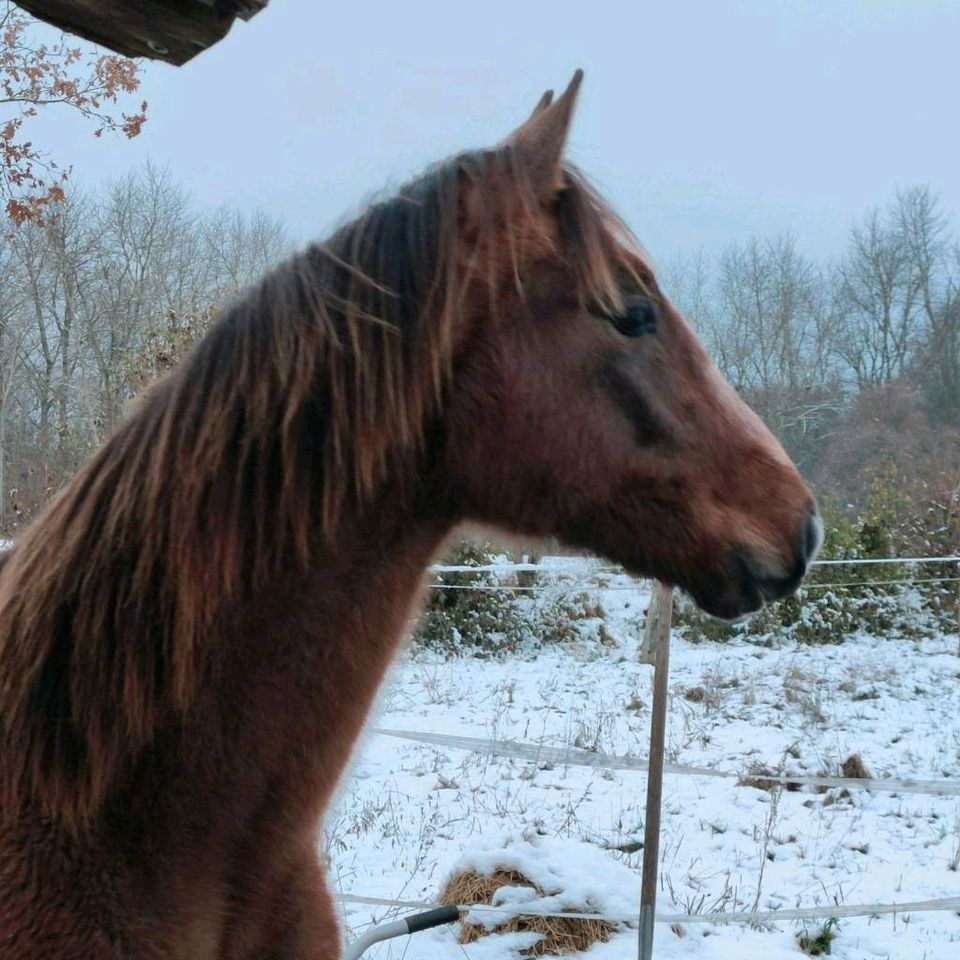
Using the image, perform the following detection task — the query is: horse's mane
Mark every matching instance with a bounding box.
[0,150,644,824]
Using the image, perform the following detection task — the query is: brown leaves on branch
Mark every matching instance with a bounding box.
[0,3,147,225]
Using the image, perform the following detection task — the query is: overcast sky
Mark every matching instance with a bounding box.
[28,0,960,268]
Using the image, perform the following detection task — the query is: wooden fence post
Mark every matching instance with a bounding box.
[638,581,673,960]
[639,582,669,665]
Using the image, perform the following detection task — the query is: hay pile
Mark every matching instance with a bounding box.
[841,752,871,779]
[439,867,618,956]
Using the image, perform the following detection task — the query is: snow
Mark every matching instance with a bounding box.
[1,538,956,955]
[331,564,960,959]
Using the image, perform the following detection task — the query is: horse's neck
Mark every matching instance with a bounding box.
[199,496,454,817]
[300,507,452,633]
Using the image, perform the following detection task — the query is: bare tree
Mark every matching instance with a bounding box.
[660,249,714,329]
[715,235,827,393]
[893,187,958,423]
[834,200,925,388]
[664,237,843,473]
[0,163,289,533]
[200,206,289,301]
[0,239,31,528]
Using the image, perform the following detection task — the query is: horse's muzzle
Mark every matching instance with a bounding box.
[699,508,822,621]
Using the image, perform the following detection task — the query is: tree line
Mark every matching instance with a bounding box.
[0,164,287,530]
[665,185,959,555]
[1,171,957,553]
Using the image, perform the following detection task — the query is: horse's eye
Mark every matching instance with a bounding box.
[609,299,657,338]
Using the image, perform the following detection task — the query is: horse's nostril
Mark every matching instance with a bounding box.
[804,510,824,564]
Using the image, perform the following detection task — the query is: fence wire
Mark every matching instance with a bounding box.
[428,555,960,595]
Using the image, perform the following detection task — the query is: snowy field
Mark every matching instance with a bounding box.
[3,538,958,956]
[332,565,960,959]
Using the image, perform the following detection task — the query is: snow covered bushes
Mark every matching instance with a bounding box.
[677,496,954,645]
[412,542,610,657]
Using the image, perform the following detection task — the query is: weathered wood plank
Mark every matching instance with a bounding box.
[16,1,268,66]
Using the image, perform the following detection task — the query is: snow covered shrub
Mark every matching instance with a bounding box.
[676,496,949,645]
[412,542,609,657]
[414,541,530,656]
[534,591,611,648]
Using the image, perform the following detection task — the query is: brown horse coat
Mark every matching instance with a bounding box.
[0,73,817,958]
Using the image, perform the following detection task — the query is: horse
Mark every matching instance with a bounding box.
[0,71,819,958]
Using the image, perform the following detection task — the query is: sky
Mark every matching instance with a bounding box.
[25,0,960,269]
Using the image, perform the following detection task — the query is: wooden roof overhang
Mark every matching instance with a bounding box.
[15,1,269,65]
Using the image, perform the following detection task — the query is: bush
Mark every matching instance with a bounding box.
[676,486,953,646]
[414,541,529,655]
[412,541,610,657]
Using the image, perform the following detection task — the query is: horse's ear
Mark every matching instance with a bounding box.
[505,69,584,200]
[527,89,554,120]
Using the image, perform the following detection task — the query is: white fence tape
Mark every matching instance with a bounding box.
[339,891,960,927]
[374,728,960,797]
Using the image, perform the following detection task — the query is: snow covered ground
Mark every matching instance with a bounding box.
[2,538,957,956]
[331,565,960,959]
